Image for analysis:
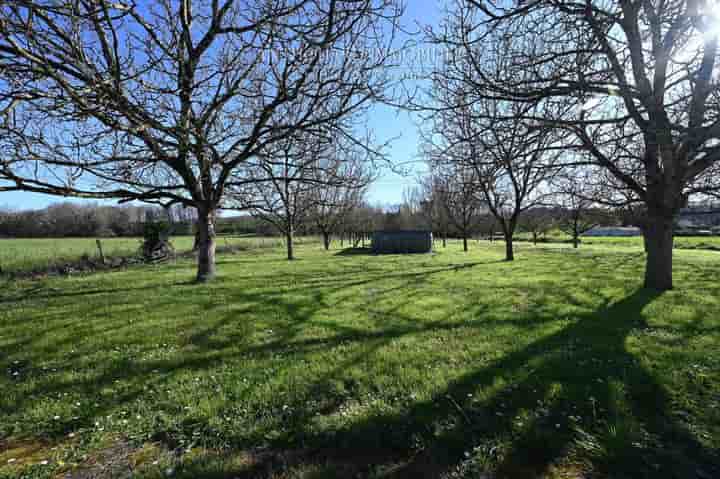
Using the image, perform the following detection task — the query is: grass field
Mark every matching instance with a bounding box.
[1,234,718,276]
[0,236,318,274]
[1,240,719,478]
[515,231,720,250]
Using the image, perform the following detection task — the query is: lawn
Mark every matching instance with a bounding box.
[1,241,718,478]
[515,231,720,251]
[0,236,316,274]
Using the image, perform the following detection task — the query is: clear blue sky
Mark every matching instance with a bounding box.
[0,2,443,212]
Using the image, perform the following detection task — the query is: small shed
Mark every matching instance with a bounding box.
[372,230,433,254]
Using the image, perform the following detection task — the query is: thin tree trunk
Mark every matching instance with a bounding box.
[505,232,514,261]
[573,234,579,249]
[643,214,674,290]
[323,231,331,251]
[196,206,217,282]
[286,225,294,260]
[463,235,468,252]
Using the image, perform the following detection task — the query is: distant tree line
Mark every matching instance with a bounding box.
[0,203,195,238]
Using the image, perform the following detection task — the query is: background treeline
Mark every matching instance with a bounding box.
[0,200,619,241]
[0,203,196,238]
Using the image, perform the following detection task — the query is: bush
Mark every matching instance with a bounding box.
[140,222,175,262]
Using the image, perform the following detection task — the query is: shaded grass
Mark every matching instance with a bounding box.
[0,241,718,478]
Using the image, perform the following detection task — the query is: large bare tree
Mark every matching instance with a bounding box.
[0,0,401,281]
[437,0,720,290]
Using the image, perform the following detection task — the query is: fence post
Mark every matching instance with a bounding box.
[96,239,106,265]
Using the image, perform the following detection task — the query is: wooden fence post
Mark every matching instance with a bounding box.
[96,239,106,265]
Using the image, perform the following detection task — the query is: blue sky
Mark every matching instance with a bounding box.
[0,2,443,212]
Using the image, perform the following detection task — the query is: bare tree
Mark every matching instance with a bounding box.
[553,166,612,248]
[0,0,401,281]
[432,166,483,252]
[424,89,561,261]
[309,151,373,251]
[235,130,374,259]
[440,0,720,290]
[416,176,452,247]
[518,208,555,246]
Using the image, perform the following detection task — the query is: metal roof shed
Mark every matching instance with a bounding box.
[371,230,433,254]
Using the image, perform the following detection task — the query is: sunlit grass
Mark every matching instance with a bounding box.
[1,241,718,478]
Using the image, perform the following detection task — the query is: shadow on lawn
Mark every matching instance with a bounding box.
[2,253,719,478]
[165,289,719,479]
[334,247,374,256]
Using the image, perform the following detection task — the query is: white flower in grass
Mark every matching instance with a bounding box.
[7,458,16,464]
[39,460,49,465]
[53,415,61,420]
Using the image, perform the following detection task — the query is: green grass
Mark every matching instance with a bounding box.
[0,236,318,274]
[516,230,720,251]
[1,241,718,478]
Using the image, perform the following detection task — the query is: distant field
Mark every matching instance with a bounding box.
[514,232,720,250]
[1,234,718,275]
[0,236,319,274]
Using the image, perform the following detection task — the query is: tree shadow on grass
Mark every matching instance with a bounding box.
[162,287,719,478]
[328,288,719,479]
[334,247,374,256]
[3,249,719,478]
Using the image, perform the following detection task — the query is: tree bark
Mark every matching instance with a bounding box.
[573,234,579,249]
[463,235,468,252]
[505,233,514,261]
[196,206,217,282]
[286,225,295,260]
[322,231,331,251]
[643,214,674,291]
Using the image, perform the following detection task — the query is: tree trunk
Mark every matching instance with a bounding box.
[192,230,200,252]
[463,235,468,252]
[286,225,295,260]
[643,215,674,291]
[442,233,447,248]
[196,206,217,282]
[505,233,514,261]
[323,232,331,251]
[573,234,579,249]
[532,232,537,246]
